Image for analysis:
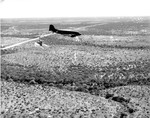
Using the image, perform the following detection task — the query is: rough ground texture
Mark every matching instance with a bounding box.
[1,80,124,118]
[1,80,150,118]
[99,85,150,118]
[1,40,150,118]
[1,17,150,118]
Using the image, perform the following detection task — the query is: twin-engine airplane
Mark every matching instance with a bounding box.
[49,25,81,37]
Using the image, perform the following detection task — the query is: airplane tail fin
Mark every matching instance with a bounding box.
[49,25,57,32]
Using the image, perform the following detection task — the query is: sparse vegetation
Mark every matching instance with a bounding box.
[1,57,150,95]
[1,17,150,118]
[80,19,150,36]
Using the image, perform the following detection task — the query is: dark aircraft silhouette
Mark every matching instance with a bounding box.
[49,25,81,37]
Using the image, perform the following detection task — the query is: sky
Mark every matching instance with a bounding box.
[0,0,150,18]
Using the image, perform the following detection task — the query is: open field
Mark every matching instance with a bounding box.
[1,17,150,118]
[1,37,30,48]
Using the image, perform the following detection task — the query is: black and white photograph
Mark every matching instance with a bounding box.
[1,0,150,117]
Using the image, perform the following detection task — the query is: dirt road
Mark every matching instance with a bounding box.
[0,22,111,50]
[1,34,52,50]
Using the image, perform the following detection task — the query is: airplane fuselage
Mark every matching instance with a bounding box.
[55,29,81,37]
[49,25,81,37]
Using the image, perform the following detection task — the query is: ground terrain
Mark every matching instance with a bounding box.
[1,17,150,118]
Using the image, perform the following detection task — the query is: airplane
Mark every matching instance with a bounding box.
[49,24,81,37]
